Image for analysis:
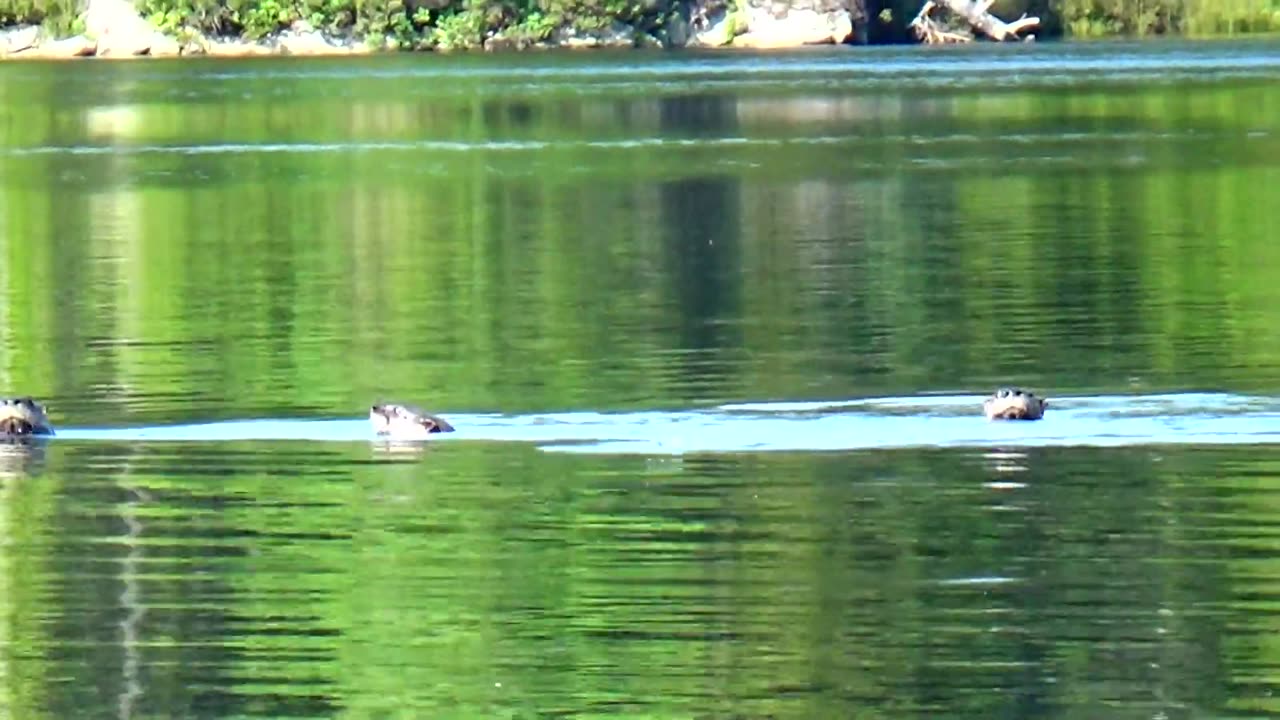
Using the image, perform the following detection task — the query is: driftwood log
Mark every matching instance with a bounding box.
[910,0,1039,43]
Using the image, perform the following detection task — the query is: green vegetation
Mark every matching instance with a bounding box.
[0,0,79,34]
[1054,0,1280,36]
[135,0,663,48]
[0,0,663,49]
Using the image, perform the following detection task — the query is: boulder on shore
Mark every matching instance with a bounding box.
[85,0,172,56]
[1,25,41,55]
[733,1,856,47]
[14,35,98,59]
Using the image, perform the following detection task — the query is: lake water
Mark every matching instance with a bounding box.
[2,38,1280,719]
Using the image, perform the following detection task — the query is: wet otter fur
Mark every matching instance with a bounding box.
[983,388,1048,421]
[0,397,55,437]
[369,403,455,438]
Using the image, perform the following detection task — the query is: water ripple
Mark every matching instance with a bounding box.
[0,127,1261,158]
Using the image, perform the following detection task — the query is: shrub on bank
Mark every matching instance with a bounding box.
[1055,0,1280,36]
[0,0,80,34]
[133,0,667,49]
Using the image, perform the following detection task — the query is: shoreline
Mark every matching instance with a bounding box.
[2,33,864,61]
[0,0,866,61]
[4,6,1277,61]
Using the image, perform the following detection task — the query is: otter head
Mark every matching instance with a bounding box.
[982,387,1047,421]
[369,403,455,438]
[0,397,55,437]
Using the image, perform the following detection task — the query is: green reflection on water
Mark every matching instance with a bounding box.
[2,43,1280,719]
[1,50,1279,422]
[5,443,1278,718]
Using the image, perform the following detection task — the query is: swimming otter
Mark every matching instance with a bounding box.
[369,403,455,438]
[0,397,55,437]
[983,388,1048,421]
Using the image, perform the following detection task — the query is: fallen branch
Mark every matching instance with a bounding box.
[910,0,1039,44]
[910,2,972,43]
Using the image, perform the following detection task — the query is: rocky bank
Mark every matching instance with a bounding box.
[0,0,869,59]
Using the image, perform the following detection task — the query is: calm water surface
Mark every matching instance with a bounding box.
[2,39,1280,719]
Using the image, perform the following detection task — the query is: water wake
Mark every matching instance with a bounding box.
[49,392,1280,455]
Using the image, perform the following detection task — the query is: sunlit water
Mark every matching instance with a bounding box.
[3,39,1280,720]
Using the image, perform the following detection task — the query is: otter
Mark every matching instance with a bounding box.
[983,388,1048,421]
[369,403,455,438]
[4,392,1047,437]
[4,397,454,440]
[0,397,55,437]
